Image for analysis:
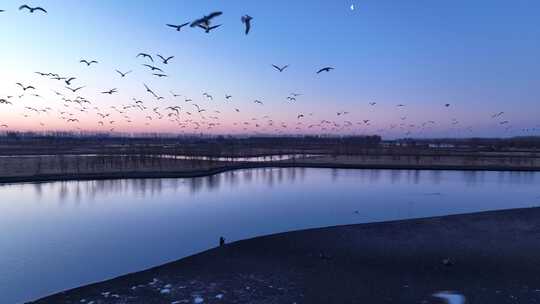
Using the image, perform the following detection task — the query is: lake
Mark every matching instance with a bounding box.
[1,168,539,303]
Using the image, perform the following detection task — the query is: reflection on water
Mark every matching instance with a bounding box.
[24,168,537,202]
[1,168,539,303]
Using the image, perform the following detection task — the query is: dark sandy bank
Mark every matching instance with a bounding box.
[30,207,540,304]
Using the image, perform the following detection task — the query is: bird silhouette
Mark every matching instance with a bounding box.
[16,83,35,91]
[166,22,189,31]
[115,70,132,77]
[101,88,118,95]
[64,77,76,85]
[80,59,98,66]
[241,15,253,35]
[152,73,168,78]
[65,86,85,93]
[316,67,334,74]
[157,54,174,64]
[190,11,223,28]
[19,5,47,14]
[272,64,289,72]
[198,23,222,33]
[137,53,154,62]
[142,64,164,72]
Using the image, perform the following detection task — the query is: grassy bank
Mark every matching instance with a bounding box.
[0,153,539,184]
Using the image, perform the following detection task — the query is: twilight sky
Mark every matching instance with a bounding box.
[0,0,539,138]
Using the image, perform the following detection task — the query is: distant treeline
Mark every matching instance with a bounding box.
[0,131,383,156]
[396,136,540,150]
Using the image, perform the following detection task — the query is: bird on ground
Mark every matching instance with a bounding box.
[19,5,47,14]
[64,77,76,85]
[116,70,131,77]
[142,64,164,72]
[190,11,223,28]
[272,64,289,72]
[316,67,334,74]
[166,22,189,31]
[241,15,253,35]
[137,53,153,62]
[101,88,118,95]
[198,23,222,33]
[157,54,174,64]
[16,83,35,91]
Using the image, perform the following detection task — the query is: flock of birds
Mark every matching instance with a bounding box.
[0,4,538,137]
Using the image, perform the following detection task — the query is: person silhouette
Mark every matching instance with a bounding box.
[219,236,225,247]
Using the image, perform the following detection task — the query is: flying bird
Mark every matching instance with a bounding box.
[241,15,253,35]
[157,54,174,64]
[144,84,158,98]
[153,73,168,78]
[101,88,118,95]
[116,70,132,77]
[137,53,154,62]
[316,67,334,74]
[190,11,223,28]
[198,23,222,33]
[19,5,47,14]
[65,86,85,93]
[64,77,76,85]
[142,64,164,72]
[16,83,35,91]
[80,59,98,66]
[272,64,289,72]
[166,22,189,31]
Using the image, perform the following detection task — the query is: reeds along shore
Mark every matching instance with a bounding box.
[0,153,539,184]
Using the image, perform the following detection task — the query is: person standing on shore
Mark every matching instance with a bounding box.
[219,236,225,247]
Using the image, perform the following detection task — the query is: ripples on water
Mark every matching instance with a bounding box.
[0,168,539,303]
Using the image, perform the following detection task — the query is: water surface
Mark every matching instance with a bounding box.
[1,168,539,303]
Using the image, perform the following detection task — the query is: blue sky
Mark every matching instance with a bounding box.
[0,0,539,138]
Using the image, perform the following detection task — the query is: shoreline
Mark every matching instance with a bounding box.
[1,161,539,185]
[29,207,540,304]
